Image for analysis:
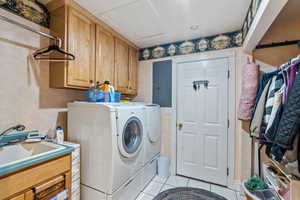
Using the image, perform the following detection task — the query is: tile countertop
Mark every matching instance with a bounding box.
[0,131,74,177]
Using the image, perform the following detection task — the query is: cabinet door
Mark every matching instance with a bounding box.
[24,190,34,200]
[115,38,129,93]
[10,194,24,200]
[128,47,138,95]
[95,26,115,85]
[67,8,95,88]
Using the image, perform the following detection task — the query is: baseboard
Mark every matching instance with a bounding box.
[228,180,242,192]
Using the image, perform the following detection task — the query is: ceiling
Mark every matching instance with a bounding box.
[40,0,252,48]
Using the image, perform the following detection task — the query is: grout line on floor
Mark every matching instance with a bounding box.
[140,176,241,200]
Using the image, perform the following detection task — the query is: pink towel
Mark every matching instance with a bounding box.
[238,59,260,121]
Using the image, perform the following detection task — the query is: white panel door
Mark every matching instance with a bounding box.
[176,58,229,186]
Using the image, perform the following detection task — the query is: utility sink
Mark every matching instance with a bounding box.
[0,142,65,168]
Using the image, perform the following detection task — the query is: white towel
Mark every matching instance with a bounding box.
[49,189,68,200]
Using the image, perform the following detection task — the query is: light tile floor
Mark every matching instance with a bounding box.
[136,175,246,200]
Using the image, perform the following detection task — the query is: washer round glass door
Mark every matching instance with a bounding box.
[118,116,143,158]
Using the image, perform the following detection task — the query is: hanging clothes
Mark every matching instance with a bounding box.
[270,144,287,162]
[254,70,280,107]
[250,70,280,126]
[265,90,284,141]
[266,90,283,132]
[250,79,272,138]
[273,70,300,150]
[284,62,298,102]
[264,75,284,123]
[238,59,260,121]
[250,56,300,173]
[282,134,299,164]
[298,135,300,172]
[265,103,284,158]
[261,75,284,141]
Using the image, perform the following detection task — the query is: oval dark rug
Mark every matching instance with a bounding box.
[153,187,228,200]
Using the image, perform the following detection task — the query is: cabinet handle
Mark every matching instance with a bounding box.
[35,175,64,193]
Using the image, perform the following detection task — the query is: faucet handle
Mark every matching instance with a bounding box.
[0,124,26,138]
[15,124,26,132]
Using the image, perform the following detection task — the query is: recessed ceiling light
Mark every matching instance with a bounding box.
[190,25,200,31]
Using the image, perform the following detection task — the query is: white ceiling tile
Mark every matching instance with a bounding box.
[149,0,250,39]
[74,0,138,15]
[99,0,165,42]
[74,0,252,47]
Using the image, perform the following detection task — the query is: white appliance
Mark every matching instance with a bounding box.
[143,104,161,165]
[129,103,161,190]
[68,102,146,200]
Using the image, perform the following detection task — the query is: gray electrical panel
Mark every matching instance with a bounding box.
[152,60,172,107]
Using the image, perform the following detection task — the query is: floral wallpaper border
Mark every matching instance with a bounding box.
[0,0,50,28]
[139,30,242,61]
[139,0,264,61]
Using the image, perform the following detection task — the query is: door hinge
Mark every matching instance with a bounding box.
[227,119,230,128]
[227,70,230,79]
[227,168,229,176]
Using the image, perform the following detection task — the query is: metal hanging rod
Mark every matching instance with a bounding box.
[256,40,300,50]
[0,14,62,47]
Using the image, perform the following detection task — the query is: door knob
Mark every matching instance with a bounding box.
[177,123,183,130]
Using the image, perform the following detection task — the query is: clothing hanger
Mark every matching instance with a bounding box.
[33,44,75,61]
[0,14,75,62]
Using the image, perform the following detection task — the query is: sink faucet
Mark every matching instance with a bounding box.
[0,124,26,138]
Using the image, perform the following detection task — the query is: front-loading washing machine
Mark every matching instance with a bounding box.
[143,104,161,165]
[68,102,146,200]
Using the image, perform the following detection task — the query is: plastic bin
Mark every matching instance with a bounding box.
[85,90,104,102]
[85,90,121,103]
[114,92,121,102]
[157,157,170,179]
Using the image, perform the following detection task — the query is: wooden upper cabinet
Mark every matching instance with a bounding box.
[67,8,95,88]
[9,194,24,200]
[49,5,95,89]
[115,38,129,93]
[48,1,139,94]
[95,26,115,85]
[9,191,33,200]
[128,47,138,94]
[114,38,138,95]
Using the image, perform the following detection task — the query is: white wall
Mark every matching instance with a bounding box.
[0,10,84,136]
[135,48,253,183]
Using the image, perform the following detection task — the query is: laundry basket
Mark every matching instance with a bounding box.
[157,157,170,179]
